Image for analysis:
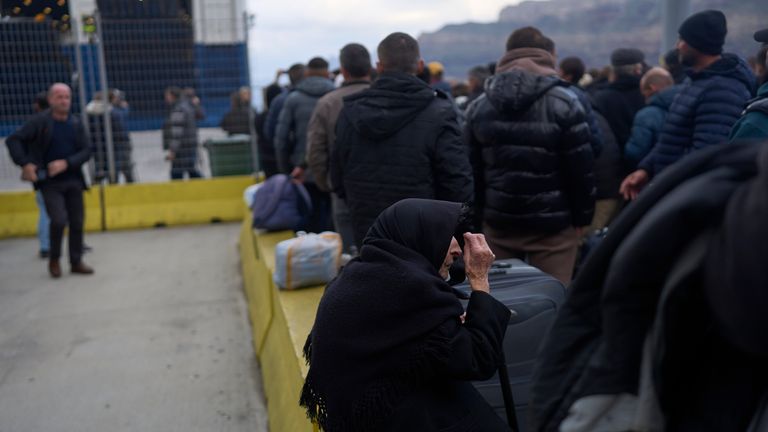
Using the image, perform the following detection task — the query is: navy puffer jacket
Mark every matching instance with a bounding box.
[465,70,595,233]
[639,54,756,176]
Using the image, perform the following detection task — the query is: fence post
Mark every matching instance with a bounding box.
[243,11,260,176]
[94,12,117,185]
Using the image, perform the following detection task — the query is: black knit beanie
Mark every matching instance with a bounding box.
[678,10,727,55]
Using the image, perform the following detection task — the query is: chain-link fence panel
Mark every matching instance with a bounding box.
[1,2,253,191]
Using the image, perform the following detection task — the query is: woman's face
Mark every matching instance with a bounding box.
[439,237,462,279]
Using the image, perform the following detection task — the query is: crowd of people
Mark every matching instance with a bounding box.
[247,10,766,285]
[5,6,768,431]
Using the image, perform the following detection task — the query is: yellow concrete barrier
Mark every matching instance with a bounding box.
[238,216,323,432]
[0,175,254,238]
[103,176,254,230]
[0,188,101,238]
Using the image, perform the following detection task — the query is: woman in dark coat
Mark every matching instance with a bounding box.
[300,198,512,432]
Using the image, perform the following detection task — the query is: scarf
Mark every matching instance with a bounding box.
[300,199,466,431]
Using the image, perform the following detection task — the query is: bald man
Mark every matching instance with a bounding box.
[6,83,94,278]
[623,67,680,169]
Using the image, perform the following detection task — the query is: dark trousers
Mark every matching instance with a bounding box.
[40,178,85,265]
[305,182,333,234]
[171,148,202,179]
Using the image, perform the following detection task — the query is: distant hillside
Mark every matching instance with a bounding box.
[419,0,764,80]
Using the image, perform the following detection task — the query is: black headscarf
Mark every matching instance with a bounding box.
[300,199,467,431]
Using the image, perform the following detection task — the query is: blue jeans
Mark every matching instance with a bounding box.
[36,190,50,252]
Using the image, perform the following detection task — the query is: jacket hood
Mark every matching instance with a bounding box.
[485,69,562,113]
[86,100,110,115]
[496,47,558,76]
[342,72,435,140]
[691,53,757,94]
[296,76,335,97]
[649,84,682,110]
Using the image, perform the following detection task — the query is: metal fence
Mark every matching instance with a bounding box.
[0,10,254,191]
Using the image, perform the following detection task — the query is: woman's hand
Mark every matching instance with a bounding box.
[463,233,495,293]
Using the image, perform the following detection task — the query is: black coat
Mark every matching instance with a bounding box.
[591,74,645,150]
[331,72,474,246]
[465,70,595,233]
[301,199,511,432]
[5,110,91,189]
[530,142,767,432]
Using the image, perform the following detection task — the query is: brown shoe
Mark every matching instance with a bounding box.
[71,262,94,275]
[49,259,62,278]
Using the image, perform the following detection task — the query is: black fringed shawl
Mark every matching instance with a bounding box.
[300,199,466,431]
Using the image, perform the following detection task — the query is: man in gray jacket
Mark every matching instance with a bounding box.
[306,44,372,252]
[163,86,201,179]
[275,57,335,232]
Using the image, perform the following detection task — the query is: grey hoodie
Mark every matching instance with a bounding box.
[274,76,335,178]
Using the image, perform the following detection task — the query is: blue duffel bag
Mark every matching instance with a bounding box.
[251,174,312,232]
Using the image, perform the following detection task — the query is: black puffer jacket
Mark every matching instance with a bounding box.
[465,70,595,233]
[331,72,474,247]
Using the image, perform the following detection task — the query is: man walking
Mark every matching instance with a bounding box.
[306,44,372,252]
[621,10,756,200]
[332,32,473,248]
[275,57,336,233]
[465,27,595,283]
[6,83,94,277]
[163,86,202,180]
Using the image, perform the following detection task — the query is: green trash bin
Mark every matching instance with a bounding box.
[204,135,254,176]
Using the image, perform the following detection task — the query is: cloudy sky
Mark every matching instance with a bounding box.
[246,0,536,90]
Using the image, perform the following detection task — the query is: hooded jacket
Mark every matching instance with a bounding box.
[639,54,756,176]
[729,81,768,141]
[274,76,335,177]
[331,72,473,247]
[465,48,595,233]
[624,85,682,168]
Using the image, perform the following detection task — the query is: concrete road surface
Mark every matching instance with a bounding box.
[0,223,268,432]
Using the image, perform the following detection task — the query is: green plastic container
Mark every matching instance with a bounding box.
[204,135,254,176]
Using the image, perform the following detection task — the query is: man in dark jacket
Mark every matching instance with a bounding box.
[624,67,679,169]
[331,32,474,248]
[86,91,134,183]
[730,28,768,141]
[275,57,336,233]
[465,27,595,284]
[5,83,94,277]
[264,63,305,142]
[163,86,202,180]
[621,10,756,200]
[591,48,647,152]
[307,44,372,252]
[559,56,603,157]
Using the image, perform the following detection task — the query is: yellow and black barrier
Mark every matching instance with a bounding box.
[238,212,323,432]
[0,175,255,238]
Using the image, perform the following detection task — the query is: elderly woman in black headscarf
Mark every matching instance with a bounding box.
[300,198,512,431]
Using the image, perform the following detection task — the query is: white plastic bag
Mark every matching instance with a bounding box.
[274,232,342,290]
[243,183,261,209]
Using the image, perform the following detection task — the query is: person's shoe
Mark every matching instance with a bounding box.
[49,259,62,278]
[39,250,50,259]
[71,262,94,275]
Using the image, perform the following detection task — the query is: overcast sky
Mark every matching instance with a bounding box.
[246,0,536,91]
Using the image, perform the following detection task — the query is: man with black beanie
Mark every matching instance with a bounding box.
[621,9,756,200]
[730,28,768,141]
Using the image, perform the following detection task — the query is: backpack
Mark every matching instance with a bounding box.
[252,174,312,231]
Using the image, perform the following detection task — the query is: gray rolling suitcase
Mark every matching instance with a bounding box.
[455,259,566,432]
